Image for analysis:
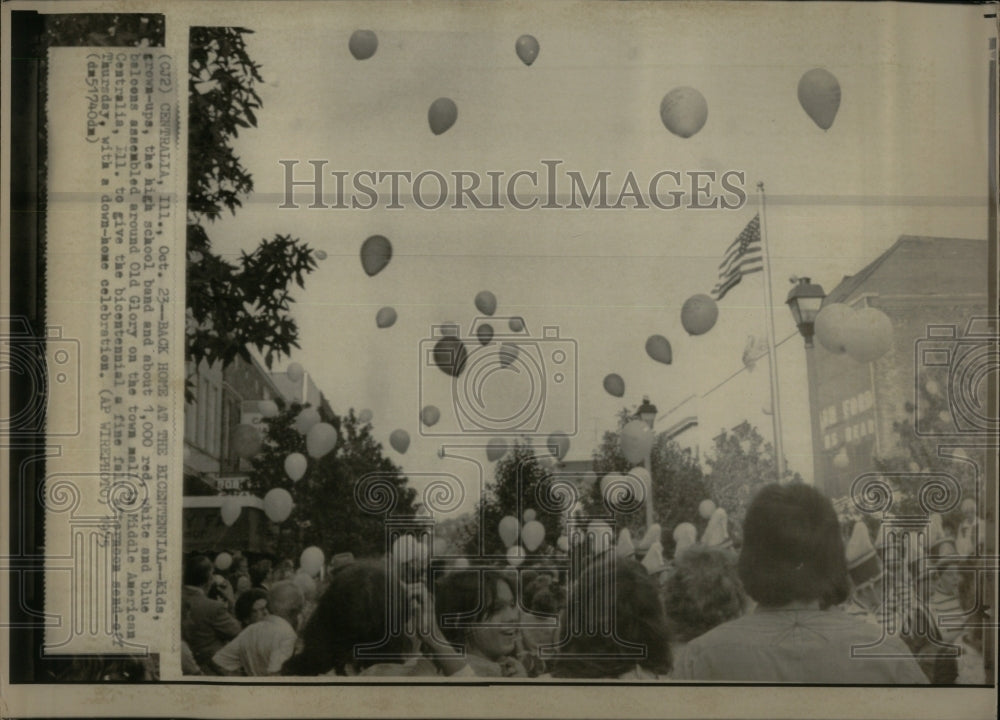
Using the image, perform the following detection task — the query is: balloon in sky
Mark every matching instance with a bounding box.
[428,97,458,135]
[231,424,263,458]
[389,429,410,454]
[475,290,497,316]
[306,422,338,459]
[358,408,373,424]
[521,520,545,551]
[360,235,392,276]
[348,29,378,60]
[263,488,294,523]
[523,508,537,522]
[260,400,278,418]
[681,294,719,336]
[499,516,520,548]
[660,86,708,138]
[620,419,654,464]
[814,303,853,354]
[376,306,397,329]
[698,498,717,519]
[284,453,308,482]
[547,431,570,460]
[287,362,304,383]
[506,545,525,567]
[515,34,540,66]
[798,68,841,130]
[420,405,441,427]
[486,437,509,462]
[220,497,241,526]
[845,307,893,364]
[300,546,325,576]
[509,317,524,332]
[315,250,327,261]
[293,407,321,435]
[215,552,233,571]
[603,373,625,398]
[645,335,673,365]
[432,336,468,377]
[476,323,494,345]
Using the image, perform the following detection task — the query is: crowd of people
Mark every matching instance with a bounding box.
[182,483,986,683]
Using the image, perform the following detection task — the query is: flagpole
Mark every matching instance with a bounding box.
[757,181,786,481]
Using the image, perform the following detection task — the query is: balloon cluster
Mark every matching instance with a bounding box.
[814,303,893,363]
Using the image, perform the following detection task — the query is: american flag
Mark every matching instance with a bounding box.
[711,214,763,300]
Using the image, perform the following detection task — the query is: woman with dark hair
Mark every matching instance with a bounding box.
[233,588,269,628]
[672,483,928,683]
[550,558,672,679]
[281,560,470,677]
[434,570,527,677]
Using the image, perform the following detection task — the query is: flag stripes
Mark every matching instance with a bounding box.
[711,214,763,300]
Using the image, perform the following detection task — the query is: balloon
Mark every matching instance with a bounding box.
[284,453,308,482]
[499,516,520,548]
[220,497,241,526]
[499,342,520,368]
[476,323,494,345]
[315,250,327,261]
[628,466,652,492]
[392,535,420,565]
[515,34,540,66]
[645,335,673,365]
[547,432,570,460]
[293,407,321,435]
[287,362,304,383]
[523,508,537,522]
[660,86,708,138]
[231,424,262,458]
[432,336,468,377]
[681,294,719,336]
[358,408,373,424]
[521,520,545,551]
[833,448,849,469]
[428,97,458,135]
[798,68,841,131]
[603,373,625,398]
[259,400,278,418]
[360,235,392,277]
[507,545,525,567]
[263,488,294,523]
[376,306,397,329]
[509,317,524,332]
[620,420,654,464]
[556,535,569,552]
[348,29,378,60]
[845,307,893,364]
[673,522,698,557]
[475,290,497,316]
[588,521,613,555]
[642,542,667,575]
[486,437,509,462]
[215,552,233,571]
[814,303,854,354]
[300,546,325,576]
[698,499,716,519]
[306,422,338,459]
[389,429,410,454]
[420,405,441,427]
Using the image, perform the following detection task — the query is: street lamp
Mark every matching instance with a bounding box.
[636,395,658,528]
[786,277,827,491]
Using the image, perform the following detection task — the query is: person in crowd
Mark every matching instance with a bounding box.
[281,560,471,677]
[212,581,304,676]
[434,569,527,677]
[550,558,672,680]
[181,555,242,674]
[180,598,203,676]
[249,559,273,590]
[233,588,270,628]
[518,579,562,677]
[273,558,296,583]
[232,573,252,598]
[207,573,236,613]
[672,483,928,683]
[663,545,746,660]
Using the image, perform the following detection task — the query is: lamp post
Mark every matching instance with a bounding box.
[786,277,827,491]
[636,395,658,528]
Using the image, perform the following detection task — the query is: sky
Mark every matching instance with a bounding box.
[186,1,993,518]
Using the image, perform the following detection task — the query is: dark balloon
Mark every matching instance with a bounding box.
[349,30,378,60]
[515,35,540,66]
[477,323,494,345]
[428,97,458,135]
[645,335,673,365]
[603,373,625,398]
[433,336,468,377]
[360,235,392,276]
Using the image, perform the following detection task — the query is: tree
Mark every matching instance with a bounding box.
[186,27,317,373]
[703,421,802,546]
[465,441,564,558]
[587,408,710,554]
[246,404,417,560]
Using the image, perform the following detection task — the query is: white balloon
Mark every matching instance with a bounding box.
[284,453,308,482]
[814,303,854,354]
[556,535,569,552]
[293,407,321,435]
[698,499,716,519]
[621,420,654,464]
[263,488,294,523]
[220,497,241,526]
[259,400,279,418]
[506,545,525,567]
[845,307,893,364]
[215,552,233,571]
[300,546,325,576]
[498,516,520,548]
[358,408,373,424]
[521,520,546,552]
[306,422,338,459]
